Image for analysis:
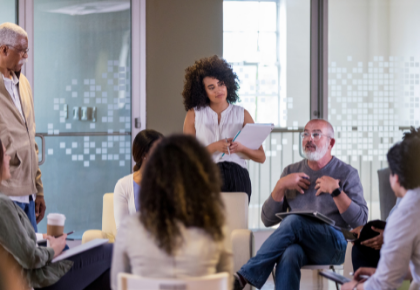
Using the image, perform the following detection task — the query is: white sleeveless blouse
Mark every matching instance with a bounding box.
[195,104,247,168]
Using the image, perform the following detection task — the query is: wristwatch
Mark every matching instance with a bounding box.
[331,181,342,197]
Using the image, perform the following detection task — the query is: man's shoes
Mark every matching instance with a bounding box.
[233,273,245,290]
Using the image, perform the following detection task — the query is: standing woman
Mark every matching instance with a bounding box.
[183,55,266,202]
[113,129,163,229]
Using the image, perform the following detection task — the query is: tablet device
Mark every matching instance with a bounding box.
[275,211,336,226]
[319,271,351,285]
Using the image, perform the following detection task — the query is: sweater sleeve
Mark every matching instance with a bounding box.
[261,167,289,227]
[261,195,287,227]
[0,199,54,269]
[339,169,368,228]
[114,177,130,230]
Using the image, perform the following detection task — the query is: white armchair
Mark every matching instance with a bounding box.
[118,272,229,290]
[221,192,254,290]
[82,193,116,244]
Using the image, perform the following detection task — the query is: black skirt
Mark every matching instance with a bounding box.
[217,161,251,203]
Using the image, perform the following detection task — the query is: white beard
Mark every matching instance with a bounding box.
[18,58,27,66]
[303,141,329,161]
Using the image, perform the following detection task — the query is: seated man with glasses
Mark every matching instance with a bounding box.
[234,119,368,290]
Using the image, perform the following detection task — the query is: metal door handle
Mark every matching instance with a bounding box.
[35,133,45,166]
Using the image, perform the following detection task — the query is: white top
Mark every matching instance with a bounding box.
[2,72,34,204]
[111,214,233,290]
[113,174,136,229]
[364,187,420,290]
[194,104,246,168]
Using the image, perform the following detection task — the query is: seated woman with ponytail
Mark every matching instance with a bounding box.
[113,129,163,229]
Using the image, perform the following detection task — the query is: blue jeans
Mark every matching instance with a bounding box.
[238,215,347,290]
[13,195,38,232]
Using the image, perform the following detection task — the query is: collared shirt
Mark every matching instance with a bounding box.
[364,187,420,290]
[2,72,34,204]
[2,72,25,121]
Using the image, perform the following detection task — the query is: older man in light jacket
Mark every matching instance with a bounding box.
[0,22,46,232]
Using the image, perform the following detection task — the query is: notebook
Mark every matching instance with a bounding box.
[275,211,358,241]
[52,239,108,263]
[221,123,274,158]
[275,211,336,226]
[319,271,351,285]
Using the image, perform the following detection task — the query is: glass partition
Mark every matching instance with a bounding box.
[328,0,420,220]
[224,0,310,229]
[33,0,132,237]
[0,0,16,24]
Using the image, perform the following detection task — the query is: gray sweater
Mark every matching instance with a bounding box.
[261,157,368,229]
[0,193,72,288]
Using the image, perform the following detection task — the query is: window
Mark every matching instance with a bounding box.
[224,0,310,228]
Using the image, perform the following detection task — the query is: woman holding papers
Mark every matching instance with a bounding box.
[182,55,266,201]
[0,140,112,290]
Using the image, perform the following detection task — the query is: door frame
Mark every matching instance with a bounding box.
[18,0,146,171]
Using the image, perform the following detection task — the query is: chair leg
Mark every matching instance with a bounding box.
[272,268,276,286]
[330,266,339,290]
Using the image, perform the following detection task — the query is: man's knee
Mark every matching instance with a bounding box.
[278,244,305,266]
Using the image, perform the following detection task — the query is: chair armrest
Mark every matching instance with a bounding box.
[82,230,115,244]
[231,229,254,272]
[231,229,254,290]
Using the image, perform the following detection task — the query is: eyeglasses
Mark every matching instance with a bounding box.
[301,132,331,141]
[7,45,29,56]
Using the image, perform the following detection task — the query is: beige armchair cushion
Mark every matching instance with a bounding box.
[82,193,116,244]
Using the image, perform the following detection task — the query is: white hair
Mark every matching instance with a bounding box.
[308,119,335,138]
[0,23,28,47]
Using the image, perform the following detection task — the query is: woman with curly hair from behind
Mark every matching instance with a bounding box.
[110,135,233,289]
[182,55,265,202]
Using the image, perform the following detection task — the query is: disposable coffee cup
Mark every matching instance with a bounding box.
[47,213,66,246]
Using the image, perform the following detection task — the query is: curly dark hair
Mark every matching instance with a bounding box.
[182,55,240,111]
[139,135,225,255]
[387,137,420,190]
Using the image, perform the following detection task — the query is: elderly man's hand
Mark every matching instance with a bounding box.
[361,227,384,250]
[315,176,340,196]
[35,195,46,223]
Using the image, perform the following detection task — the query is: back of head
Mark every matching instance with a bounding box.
[387,137,420,190]
[132,129,163,171]
[0,23,27,46]
[140,134,225,255]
